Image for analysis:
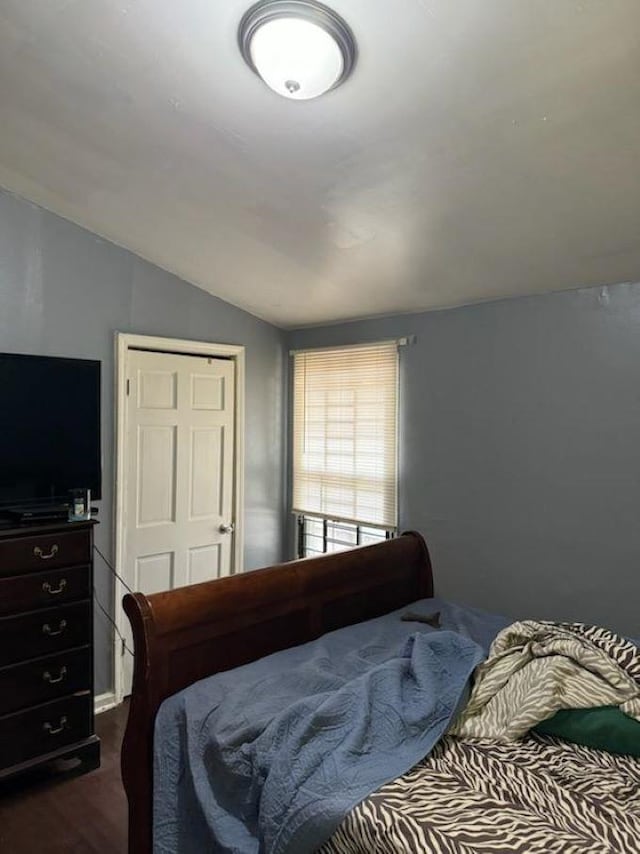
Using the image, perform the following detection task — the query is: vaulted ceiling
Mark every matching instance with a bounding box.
[0,1,639,327]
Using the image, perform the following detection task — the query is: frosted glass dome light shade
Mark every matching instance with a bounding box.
[239,1,356,100]
[250,18,343,100]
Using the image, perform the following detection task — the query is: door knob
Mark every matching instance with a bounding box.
[219,523,235,534]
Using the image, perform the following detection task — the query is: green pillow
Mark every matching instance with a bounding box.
[534,706,640,757]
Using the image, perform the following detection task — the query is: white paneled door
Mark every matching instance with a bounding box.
[121,349,236,694]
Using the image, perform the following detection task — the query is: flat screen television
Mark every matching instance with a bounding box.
[0,352,101,507]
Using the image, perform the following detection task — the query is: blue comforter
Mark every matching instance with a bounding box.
[154,597,509,854]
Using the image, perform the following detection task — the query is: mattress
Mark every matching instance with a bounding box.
[152,597,640,854]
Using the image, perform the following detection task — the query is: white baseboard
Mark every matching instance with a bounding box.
[95,691,119,715]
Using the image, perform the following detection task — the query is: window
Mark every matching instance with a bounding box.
[297,515,391,558]
[292,342,399,558]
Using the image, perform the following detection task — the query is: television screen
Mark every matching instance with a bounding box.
[0,352,101,506]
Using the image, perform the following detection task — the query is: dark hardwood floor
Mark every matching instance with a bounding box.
[0,702,128,854]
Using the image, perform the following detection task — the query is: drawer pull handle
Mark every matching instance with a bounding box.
[34,545,59,561]
[42,619,67,637]
[43,716,68,736]
[42,579,67,596]
[43,666,67,684]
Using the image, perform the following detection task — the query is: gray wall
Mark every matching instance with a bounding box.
[288,283,640,638]
[0,189,287,694]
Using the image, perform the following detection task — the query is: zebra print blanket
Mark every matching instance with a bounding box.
[321,734,640,853]
[321,624,640,853]
[451,621,640,740]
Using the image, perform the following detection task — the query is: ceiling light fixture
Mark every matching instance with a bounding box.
[239,1,356,100]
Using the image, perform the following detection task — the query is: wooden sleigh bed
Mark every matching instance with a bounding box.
[121,531,640,854]
[121,531,434,854]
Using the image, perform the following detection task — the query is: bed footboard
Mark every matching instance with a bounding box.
[120,531,433,854]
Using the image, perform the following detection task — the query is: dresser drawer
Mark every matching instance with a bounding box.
[0,530,91,577]
[0,601,92,667]
[0,693,92,771]
[0,646,91,715]
[0,564,90,616]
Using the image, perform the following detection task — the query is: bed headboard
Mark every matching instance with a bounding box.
[121,530,433,854]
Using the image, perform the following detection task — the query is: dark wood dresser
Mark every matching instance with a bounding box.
[0,519,100,779]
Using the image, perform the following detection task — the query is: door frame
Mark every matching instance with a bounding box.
[113,332,245,704]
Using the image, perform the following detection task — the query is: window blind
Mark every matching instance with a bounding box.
[292,342,398,528]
